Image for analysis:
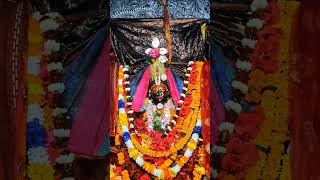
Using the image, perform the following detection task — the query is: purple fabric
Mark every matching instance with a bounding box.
[68,39,109,157]
[166,68,180,107]
[211,73,225,144]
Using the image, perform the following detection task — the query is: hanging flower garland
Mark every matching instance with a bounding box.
[211,0,283,179]
[246,1,299,179]
[26,17,54,180]
[28,11,75,180]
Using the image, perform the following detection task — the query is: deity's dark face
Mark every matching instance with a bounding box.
[150,84,169,104]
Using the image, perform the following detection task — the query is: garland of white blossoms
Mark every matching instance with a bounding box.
[212,0,270,178]
[117,65,203,179]
[33,10,74,180]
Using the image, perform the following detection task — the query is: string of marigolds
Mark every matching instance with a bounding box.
[246,1,294,179]
[37,12,75,180]
[112,62,207,179]
[211,0,282,179]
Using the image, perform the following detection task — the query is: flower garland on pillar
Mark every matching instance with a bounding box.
[29,11,75,180]
[26,15,54,180]
[211,0,283,179]
[246,1,299,179]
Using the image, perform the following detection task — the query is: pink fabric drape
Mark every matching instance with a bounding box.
[131,67,150,112]
[68,39,109,157]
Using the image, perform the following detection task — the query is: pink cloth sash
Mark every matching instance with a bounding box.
[131,67,150,111]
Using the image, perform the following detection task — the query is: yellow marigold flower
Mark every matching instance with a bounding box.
[28,84,44,96]
[117,152,125,165]
[115,134,121,146]
[27,75,42,84]
[194,165,205,175]
[121,170,130,180]
[128,148,139,159]
[27,164,54,180]
[187,140,197,151]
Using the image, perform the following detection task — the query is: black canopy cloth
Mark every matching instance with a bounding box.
[110,19,207,78]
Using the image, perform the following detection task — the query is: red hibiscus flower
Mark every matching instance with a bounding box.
[114,166,122,175]
[222,136,259,179]
[154,158,165,166]
[250,41,278,73]
[164,130,177,144]
[183,95,193,106]
[191,63,197,69]
[257,26,282,46]
[179,105,191,117]
[134,119,148,133]
[235,106,265,140]
[263,2,280,25]
[140,174,151,180]
[189,75,197,85]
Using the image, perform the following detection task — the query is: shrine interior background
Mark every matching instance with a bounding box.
[0,0,316,180]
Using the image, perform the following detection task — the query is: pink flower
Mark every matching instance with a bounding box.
[149,48,160,59]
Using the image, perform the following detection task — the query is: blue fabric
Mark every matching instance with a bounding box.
[64,26,109,118]
[171,69,183,94]
[129,67,147,97]
[210,42,236,103]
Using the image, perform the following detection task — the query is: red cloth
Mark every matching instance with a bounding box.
[201,62,211,177]
[0,2,27,179]
[290,0,320,179]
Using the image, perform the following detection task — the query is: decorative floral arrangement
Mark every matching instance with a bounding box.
[111,40,208,179]
[26,18,54,180]
[26,11,75,180]
[211,0,284,179]
[246,1,298,179]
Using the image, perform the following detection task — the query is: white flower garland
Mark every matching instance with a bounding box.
[52,107,67,117]
[218,122,235,134]
[27,56,40,75]
[241,38,257,48]
[44,40,60,55]
[236,59,252,71]
[48,82,65,94]
[53,129,70,138]
[246,18,264,30]
[212,145,226,154]
[27,104,44,123]
[225,100,242,114]
[55,153,75,164]
[47,62,63,72]
[250,0,268,11]
[232,80,249,94]
[27,147,50,164]
[40,18,60,32]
